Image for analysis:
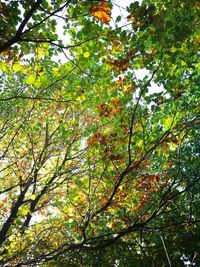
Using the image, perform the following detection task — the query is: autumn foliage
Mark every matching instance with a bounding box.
[0,0,199,266]
[89,1,111,24]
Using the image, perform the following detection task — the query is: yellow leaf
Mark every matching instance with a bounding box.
[137,140,143,147]
[76,95,86,101]
[26,74,36,84]
[164,116,173,130]
[34,79,41,88]
[0,61,7,71]
[83,51,90,58]
[13,63,22,72]
[135,124,143,132]
[29,194,36,200]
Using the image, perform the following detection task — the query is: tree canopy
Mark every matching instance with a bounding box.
[0,0,199,266]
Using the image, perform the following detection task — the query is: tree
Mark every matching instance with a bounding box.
[0,0,199,266]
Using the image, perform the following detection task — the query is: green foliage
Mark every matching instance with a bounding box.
[0,0,199,266]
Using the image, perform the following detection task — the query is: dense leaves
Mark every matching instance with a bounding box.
[0,0,199,266]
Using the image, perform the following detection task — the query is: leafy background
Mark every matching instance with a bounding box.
[0,0,199,266]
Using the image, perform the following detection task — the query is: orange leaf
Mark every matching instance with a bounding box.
[98,2,110,12]
[78,192,85,202]
[89,2,110,24]
[87,135,97,146]
[93,10,110,24]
